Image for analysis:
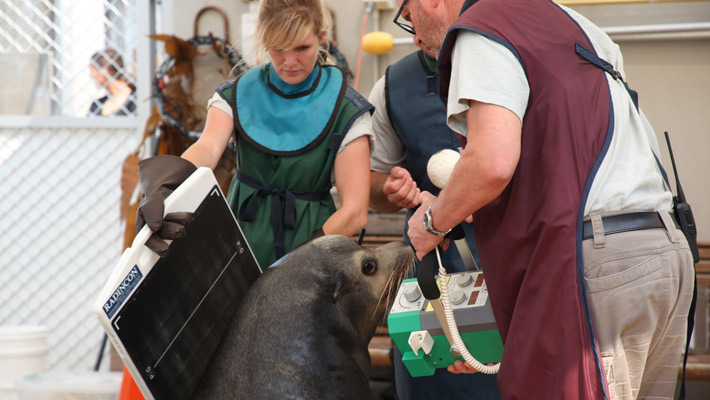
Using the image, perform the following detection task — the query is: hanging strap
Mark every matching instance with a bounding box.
[575,42,639,111]
[236,170,329,258]
[678,280,697,400]
[653,148,699,400]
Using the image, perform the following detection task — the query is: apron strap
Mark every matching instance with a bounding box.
[236,170,329,258]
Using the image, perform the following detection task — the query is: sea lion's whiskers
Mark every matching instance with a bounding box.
[372,271,398,321]
[378,272,402,324]
[377,265,411,324]
[372,275,391,318]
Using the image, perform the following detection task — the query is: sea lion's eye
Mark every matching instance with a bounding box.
[362,260,378,275]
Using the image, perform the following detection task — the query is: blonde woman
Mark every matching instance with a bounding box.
[136,0,373,268]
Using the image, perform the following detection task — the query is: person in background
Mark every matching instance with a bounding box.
[368,42,500,398]
[88,48,136,116]
[134,0,373,269]
[398,0,694,399]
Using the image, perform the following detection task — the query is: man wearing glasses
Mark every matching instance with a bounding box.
[368,1,499,398]
[400,0,694,399]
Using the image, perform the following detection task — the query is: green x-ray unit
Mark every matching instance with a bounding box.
[387,229,503,377]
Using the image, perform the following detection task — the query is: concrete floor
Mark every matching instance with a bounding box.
[371,376,710,399]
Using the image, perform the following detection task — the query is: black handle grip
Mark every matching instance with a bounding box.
[449,223,466,241]
[675,201,700,263]
[416,224,465,299]
[417,251,441,300]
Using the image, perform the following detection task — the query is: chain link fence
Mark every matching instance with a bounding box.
[0,121,141,371]
[0,0,136,117]
[0,0,141,373]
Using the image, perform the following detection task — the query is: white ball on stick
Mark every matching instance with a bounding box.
[427,149,460,189]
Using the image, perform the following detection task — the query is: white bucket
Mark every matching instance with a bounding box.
[0,326,49,391]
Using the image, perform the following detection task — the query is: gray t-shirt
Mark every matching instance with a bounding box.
[446,5,671,216]
[368,76,406,173]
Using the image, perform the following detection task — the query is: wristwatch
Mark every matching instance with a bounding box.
[423,201,451,237]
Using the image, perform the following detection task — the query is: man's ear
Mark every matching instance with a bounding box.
[423,0,442,9]
[427,0,453,17]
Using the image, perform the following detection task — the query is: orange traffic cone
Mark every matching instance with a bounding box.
[119,366,144,400]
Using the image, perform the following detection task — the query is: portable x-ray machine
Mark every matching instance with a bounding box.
[387,225,503,377]
[387,149,504,377]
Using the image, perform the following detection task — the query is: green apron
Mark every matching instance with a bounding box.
[216,63,373,268]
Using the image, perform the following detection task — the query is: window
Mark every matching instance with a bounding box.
[0,0,137,116]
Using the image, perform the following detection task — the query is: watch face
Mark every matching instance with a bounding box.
[423,204,449,236]
[423,209,432,229]
[424,208,441,235]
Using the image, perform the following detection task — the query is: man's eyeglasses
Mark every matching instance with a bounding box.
[393,0,416,35]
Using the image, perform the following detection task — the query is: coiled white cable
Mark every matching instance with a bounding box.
[436,247,500,374]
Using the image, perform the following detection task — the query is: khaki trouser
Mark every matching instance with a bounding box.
[583,211,695,400]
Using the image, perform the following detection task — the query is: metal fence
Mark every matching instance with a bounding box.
[0,119,142,371]
[0,0,141,373]
[0,0,137,117]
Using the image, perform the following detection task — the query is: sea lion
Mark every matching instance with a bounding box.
[193,235,415,400]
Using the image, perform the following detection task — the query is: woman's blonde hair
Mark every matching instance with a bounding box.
[255,0,329,65]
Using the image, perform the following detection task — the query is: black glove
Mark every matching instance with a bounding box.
[135,155,197,257]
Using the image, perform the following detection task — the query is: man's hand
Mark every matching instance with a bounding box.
[407,191,446,260]
[383,166,421,209]
[447,360,490,374]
